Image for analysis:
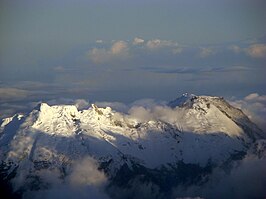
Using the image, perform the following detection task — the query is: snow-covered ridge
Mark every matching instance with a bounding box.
[0,94,265,181]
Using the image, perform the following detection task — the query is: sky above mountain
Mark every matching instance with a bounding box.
[0,0,266,120]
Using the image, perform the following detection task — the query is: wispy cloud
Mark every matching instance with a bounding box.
[144,65,250,74]
[0,88,30,102]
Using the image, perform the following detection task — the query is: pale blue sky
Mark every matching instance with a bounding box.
[1,0,266,46]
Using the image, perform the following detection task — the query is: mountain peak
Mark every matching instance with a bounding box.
[32,102,50,112]
[168,93,210,108]
[33,103,79,125]
[168,93,227,108]
[167,94,265,140]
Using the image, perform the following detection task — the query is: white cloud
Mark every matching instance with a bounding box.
[229,45,242,53]
[53,66,65,72]
[74,99,90,110]
[96,40,103,43]
[198,47,216,58]
[230,93,266,132]
[88,41,129,64]
[87,48,110,64]
[110,41,128,55]
[228,43,266,58]
[127,102,185,125]
[21,156,110,199]
[172,48,183,54]
[245,44,266,58]
[146,39,161,49]
[133,37,145,45]
[146,39,177,49]
[95,101,128,113]
[128,106,153,122]
[69,157,107,187]
[244,93,266,101]
[244,93,259,101]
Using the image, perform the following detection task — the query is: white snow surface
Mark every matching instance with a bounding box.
[0,95,264,177]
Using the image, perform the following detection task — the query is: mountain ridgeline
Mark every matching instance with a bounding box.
[0,94,265,199]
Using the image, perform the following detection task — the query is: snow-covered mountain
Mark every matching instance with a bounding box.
[0,94,265,199]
